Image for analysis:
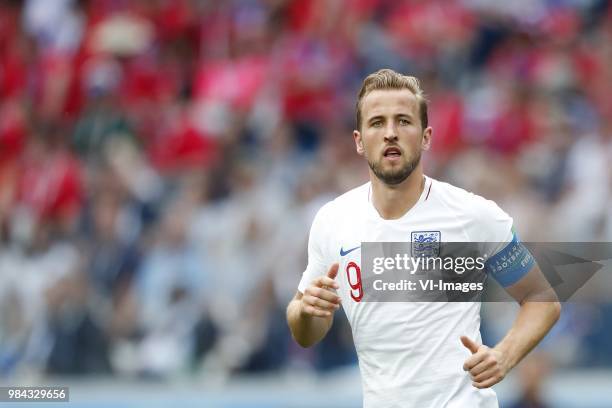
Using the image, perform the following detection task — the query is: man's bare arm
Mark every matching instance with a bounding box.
[462,265,561,388]
[287,263,341,348]
[493,266,560,369]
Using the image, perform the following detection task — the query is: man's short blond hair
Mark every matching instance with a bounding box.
[356,69,428,131]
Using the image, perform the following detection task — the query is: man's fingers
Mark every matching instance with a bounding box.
[460,336,480,354]
[303,294,340,312]
[472,374,504,389]
[463,351,486,372]
[302,304,332,318]
[320,276,340,290]
[327,263,339,280]
[305,286,341,304]
[468,357,496,377]
[313,275,339,290]
[311,264,340,289]
[472,367,498,383]
[302,264,342,318]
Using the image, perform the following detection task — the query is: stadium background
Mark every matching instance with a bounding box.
[0,0,611,407]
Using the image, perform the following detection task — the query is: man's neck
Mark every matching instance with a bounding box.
[370,169,425,220]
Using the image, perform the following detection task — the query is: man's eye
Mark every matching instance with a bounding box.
[372,121,383,127]
[399,119,410,125]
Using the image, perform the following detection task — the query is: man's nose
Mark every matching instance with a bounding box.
[383,124,398,142]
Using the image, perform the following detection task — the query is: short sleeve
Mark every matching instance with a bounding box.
[467,195,536,287]
[298,202,333,293]
[466,195,514,255]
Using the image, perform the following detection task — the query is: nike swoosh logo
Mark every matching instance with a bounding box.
[340,245,360,257]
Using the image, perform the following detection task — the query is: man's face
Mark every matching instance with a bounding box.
[354,89,432,185]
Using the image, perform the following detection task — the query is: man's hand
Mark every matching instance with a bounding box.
[459,266,560,389]
[461,336,511,389]
[300,263,341,318]
[287,263,342,347]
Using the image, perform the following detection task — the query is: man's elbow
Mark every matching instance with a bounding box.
[292,333,316,348]
[286,304,315,348]
[287,321,318,348]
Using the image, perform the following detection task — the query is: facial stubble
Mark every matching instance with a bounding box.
[368,151,421,185]
[365,134,423,185]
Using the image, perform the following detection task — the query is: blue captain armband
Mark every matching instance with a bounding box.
[485,233,535,287]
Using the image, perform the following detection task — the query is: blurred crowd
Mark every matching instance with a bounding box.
[0,0,611,384]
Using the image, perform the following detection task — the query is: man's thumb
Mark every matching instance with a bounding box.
[460,336,480,354]
[327,263,339,280]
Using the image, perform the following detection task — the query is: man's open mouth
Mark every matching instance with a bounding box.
[383,147,402,157]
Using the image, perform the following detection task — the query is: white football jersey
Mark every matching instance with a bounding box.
[298,176,515,408]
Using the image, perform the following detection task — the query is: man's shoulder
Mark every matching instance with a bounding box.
[430,177,475,200]
[429,177,513,241]
[319,182,370,215]
[429,177,501,212]
[307,183,369,238]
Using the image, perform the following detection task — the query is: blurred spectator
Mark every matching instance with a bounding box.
[129,193,214,377]
[507,352,553,408]
[13,123,83,239]
[0,220,81,376]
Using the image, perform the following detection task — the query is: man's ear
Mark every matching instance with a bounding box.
[354,130,365,155]
[421,126,432,151]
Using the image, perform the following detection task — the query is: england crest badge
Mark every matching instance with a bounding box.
[411,231,441,258]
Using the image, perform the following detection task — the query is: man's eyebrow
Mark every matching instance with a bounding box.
[367,115,385,123]
[367,112,415,122]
